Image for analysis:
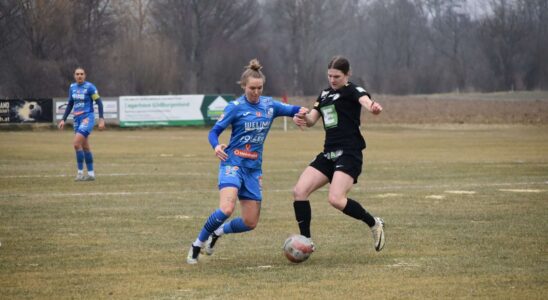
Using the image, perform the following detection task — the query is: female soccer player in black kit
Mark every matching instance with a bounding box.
[292,56,385,252]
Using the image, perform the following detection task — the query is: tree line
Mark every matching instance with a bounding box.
[0,0,546,98]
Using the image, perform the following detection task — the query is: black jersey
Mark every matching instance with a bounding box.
[313,82,370,151]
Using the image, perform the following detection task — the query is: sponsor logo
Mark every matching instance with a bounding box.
[328,93,340,100]
[244,121,270,131]
[243,112,251,116]
[224,165,239,175]
[239,134,265,144]
[234,144,258,159]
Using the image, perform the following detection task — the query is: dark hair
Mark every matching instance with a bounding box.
[328,56,350,75]
[74,67,85,74]
[239,59,265,86]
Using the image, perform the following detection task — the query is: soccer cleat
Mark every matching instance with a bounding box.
[83,175,96,181]
[204,233,220,256]
[371,217,385,252]
[74,174,85,181]
[186,245,201,264]
[307,237,316,252]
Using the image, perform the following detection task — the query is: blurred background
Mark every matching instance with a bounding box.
[0,0,546,98]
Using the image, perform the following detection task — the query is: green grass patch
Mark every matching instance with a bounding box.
[1,125,547,299]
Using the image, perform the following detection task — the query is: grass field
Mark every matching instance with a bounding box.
[0,124,547,299]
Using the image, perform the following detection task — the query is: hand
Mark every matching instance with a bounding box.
[98,118,105,130]
[297,107,309,116]
[293,107,309,129]
[292,115,307,128]
[58,120,65,130]
[370,101,382,115]
[214,144,228,161]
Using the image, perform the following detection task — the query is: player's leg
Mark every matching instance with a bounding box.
[205,168,262,255]
[293,154,331,238]
[72,132,86,181]
[78,115,95,180]
[330,171,385,251]
[187,187,237,264]
[82,138,95,180]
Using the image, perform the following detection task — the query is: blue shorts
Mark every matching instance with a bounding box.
[218,165,262,201]
[73,113,95,138]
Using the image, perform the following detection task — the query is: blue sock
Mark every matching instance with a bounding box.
[223,218,252,234]
[198,209,229,242]
[84,151,94,172]
[75,150,84,171]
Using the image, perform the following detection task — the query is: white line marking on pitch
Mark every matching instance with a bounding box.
[445,190,476,194]
[0,172,213,179]
[426,195,445,199]
[374,193,402,198]
[499,189,543,193]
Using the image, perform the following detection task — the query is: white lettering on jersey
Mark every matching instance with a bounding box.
[244,121,270,131]
[356,87,366,93]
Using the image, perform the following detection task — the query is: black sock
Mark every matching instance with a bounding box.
[293,200,311,238]
[342,198,376,227]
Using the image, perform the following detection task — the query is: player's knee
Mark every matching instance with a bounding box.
[220,205,235,216]
[328,193,345,210]
[293,184,308,200]
[243,218,258,230]
[219,198,237,216]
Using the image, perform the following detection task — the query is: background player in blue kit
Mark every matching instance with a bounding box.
[292,56,386,252]
[186,59,308,264]
[58,67,105,181]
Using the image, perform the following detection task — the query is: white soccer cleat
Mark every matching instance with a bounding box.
[308,238,316,252]
[186,245,201,264]
[204,233,220,256]
[371,217,385,252]
[84,175,96,181]
[74,174,85,181]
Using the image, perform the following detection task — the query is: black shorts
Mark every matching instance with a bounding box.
[309,149,363,184]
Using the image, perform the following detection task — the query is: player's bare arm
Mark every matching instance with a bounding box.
[359,95,382,115]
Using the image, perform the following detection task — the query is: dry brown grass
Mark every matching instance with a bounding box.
[0,125,547,299]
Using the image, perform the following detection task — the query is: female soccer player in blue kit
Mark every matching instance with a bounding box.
[58,67,105,181]
[187,59,308,264]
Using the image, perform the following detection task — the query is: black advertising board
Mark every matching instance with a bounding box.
[0,99,53,123]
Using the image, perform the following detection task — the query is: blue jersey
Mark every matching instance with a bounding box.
[67,81,100,117]
[209,95,300,170]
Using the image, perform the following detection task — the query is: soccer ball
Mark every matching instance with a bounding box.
[283,234,314,263]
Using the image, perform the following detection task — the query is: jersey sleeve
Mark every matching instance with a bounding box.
[89,84,101,101]
[67,86,74,103]
[351,85,370,101]
[272,100,300,118]
[214,101,238,130]
[313,92,323,112]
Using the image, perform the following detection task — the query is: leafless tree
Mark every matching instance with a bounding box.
[151,0,260,93]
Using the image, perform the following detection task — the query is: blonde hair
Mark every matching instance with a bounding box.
[239,59,265,86]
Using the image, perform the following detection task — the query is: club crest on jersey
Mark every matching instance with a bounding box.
[224,165,239,176]
[328,93,340,100]
[321,91,329,98]
[267,108,273,118]
[256,111,261,117]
